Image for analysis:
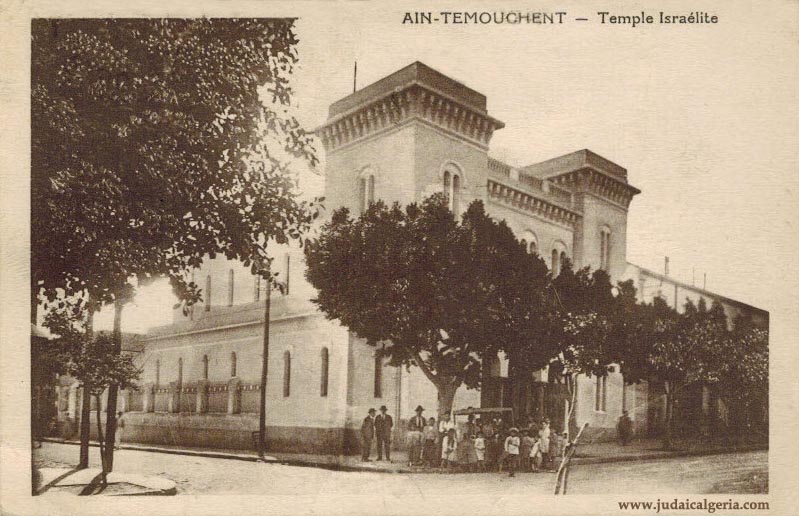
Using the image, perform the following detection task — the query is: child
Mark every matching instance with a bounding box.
[474,431,486,472]
[530,435,542,472]
[504,427,521,477]
[423,417,438,467]
[520,430,534,472]
[441,428,458,470]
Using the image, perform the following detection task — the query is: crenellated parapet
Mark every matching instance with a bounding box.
[316,62,505,153]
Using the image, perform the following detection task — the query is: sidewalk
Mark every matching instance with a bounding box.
[40,437,767,474]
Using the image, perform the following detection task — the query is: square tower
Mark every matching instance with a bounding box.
[316,62,505,216]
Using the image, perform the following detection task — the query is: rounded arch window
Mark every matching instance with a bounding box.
[357,166,377,214]
[600,226,612,271]
[283,351,292,397]
[440,162,464,214]
[551,241,568,277]
[202,355,209,380]
[230,352,237,377]
[520,230,538,254]
[320,347,329,397]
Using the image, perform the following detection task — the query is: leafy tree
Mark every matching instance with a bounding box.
[305,195,550,417]
[32,18,321,471]
[42,306,140,481]
[543,261,639,435]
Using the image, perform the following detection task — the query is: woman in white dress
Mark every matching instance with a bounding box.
[538,419,551,470]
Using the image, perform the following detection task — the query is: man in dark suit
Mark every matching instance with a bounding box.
[361,408,376,461]
[375,405,394,461]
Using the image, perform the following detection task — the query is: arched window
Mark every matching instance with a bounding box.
[205,275,212,312]
[230,352,237,377]
[320,347,329,397]
[155,359,160,388]
[520,231,538,254]
[600,227,612,271]
[551,249,560,278]
[373,354,383,398]
[594,375,607,412]
[202,355,209,380]
[442,166,462,214]
[452,174,461,214]
[227,269,234,306]
[358,173,375,214]
[254,275,261,302]
[283,351,291,397]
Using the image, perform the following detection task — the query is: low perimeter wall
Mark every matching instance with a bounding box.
[91,412,358,455]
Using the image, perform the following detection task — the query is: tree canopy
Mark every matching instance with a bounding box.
[32,18,321,313]
[305,195,552,415]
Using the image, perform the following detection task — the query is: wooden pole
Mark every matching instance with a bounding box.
[258,270,271,460]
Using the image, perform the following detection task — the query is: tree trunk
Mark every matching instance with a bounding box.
[103,300,124,472]
[78,386,91,469]
[554,421,589,495]
[96,395,108,485]
[436,381,459,420]
[663,382,674,451]
[78,309,95,469]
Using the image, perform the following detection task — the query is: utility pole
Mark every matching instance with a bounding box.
[258,268,271,460]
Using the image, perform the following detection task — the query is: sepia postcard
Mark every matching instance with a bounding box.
[1,1,797,515]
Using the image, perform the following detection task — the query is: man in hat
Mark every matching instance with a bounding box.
[361,408,376,461]
[406,405,425,466]
[375,405,394,461]
[504,427,521,477]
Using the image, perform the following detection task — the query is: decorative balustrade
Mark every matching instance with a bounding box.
[207,382,230,413]
[128,379,262,415]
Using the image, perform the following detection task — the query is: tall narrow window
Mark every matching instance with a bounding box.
[178,358,183,387]
[205,275,212,311]
[254,275,261,302]
[227,269,234,306]
[600,228,611,271]
[202,355,209,380]
[283,351,291,397]
[595,376,601,411]
[374,354,383,398]
[595,375,607,411]
[230,352,237,377]
[155,359,160,388]
[359,174,375,213]
[320,347,329,397]
[552,249,560,278]
[451,174,461,214]
[443,169,461,213]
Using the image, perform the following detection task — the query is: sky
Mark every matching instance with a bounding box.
[94,1,798,332]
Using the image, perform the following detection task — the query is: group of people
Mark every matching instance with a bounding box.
[361,405,569,477]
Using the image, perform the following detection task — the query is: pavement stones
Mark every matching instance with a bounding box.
[37,467,177,496]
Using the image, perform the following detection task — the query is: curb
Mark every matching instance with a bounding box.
[39,438,766,474]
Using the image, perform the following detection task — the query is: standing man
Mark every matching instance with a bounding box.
[617,410,633,446]
[361,408,376,462]
[375,405,394,461]
[406,405,425,466]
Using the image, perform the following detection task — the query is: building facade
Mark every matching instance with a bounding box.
[54,62,768,453]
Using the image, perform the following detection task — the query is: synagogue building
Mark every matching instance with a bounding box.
[53,62,768,453]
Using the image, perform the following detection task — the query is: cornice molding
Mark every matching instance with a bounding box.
[487,178,582,229]
[316,84,504,152]
[549,168,639,209]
